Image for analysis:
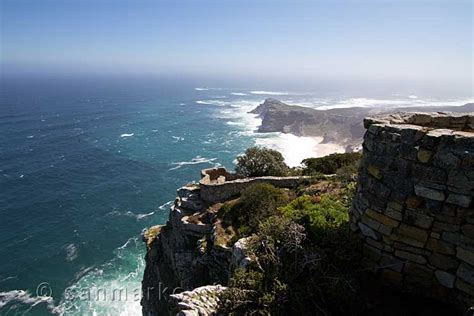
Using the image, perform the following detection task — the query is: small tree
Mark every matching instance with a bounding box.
[236,146,289,177]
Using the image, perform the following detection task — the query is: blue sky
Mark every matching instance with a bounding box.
[1,0,472,89]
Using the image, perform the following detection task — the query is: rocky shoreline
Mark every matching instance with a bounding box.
[250,98,474,151]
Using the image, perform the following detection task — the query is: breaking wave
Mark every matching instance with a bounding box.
[169,156,220,171]
[196,100,228,106]
[0,290,54,312]
[249,90,289,95]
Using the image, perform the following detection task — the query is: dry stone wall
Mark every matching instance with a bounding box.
[199,167,309,203]
[351,112,474,307]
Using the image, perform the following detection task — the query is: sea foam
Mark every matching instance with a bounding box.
[196,100,228,106]
[255,134,345,167]
[169,156,220,171]
[250,90,288,95]
[0,290,54,311]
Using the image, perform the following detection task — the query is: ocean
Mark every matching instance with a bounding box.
[0,77,472,315]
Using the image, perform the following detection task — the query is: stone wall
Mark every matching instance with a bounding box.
[199,167,310,203]
[351,112,474,307]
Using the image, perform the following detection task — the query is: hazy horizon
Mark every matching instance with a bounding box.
[1,0,473,97]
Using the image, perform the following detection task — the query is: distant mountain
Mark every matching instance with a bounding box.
[250,99,474,151]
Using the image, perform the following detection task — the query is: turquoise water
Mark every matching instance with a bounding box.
[1,77,471,315]
[0,78,259,315]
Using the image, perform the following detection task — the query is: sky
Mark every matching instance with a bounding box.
[0,0,472,93]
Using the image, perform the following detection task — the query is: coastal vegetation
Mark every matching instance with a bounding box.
[218,151,364,315]
[235,146,361,179]
[235,146,289,177]
[301,152,362,176]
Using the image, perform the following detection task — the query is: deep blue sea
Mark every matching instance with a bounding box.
[0,77,471,315]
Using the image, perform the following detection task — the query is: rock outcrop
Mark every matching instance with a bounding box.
[168,285,226,316]
[251,98,474,149]
[141,168,300,315]
[351,111,474,307]
[141,184,226,315]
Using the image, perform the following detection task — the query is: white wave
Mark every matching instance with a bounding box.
[255,133,345,167]
[54,237,144,316]
[106,210,156,221]
[0,290,54,310]
[195,87,222,91]
[135,211,155,220]
[27,135,34,139]
[196,100,228,106]
[213,100,261,133]
[226,121,244,126]
[230,92,248,96]
[172,136,184,142]
[169,156,218,171]
[65,243,79,262]
[118,238,134,250]
[120,133,134,138]
[158,200,174,210]
[314,96,474,110]
[73,266,95,281]
[315,98,411,110]
[250,90,289,95]
[0,276,17,284]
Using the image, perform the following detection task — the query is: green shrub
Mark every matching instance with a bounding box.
[221,183,289,234]
[301,152,361,175]
[236,146,289,177]
[218,269,288,315]
[219,217,305,315]
[239,183,289,230]
[279,194,348,241]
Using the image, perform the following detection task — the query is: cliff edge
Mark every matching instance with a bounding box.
[251,98,474,150]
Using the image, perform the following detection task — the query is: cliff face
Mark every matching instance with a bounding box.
[141,168,308,315]
[142,185,221,315]
[141,182,251,315]
[250,98,368,148]
[250,99,474,150]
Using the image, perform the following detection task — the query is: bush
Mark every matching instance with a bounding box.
[219,217,305,315]
[238,183,289,231]
[219,184,289,239]
[220,212,364,315]
[236,146,289,177]
[279,194,348,241]
[301,152,361,175]
[218,269,287,315]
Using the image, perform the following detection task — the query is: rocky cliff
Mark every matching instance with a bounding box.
[141,169,303,315]
[251,99,474,150]
[141,184,231,315]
